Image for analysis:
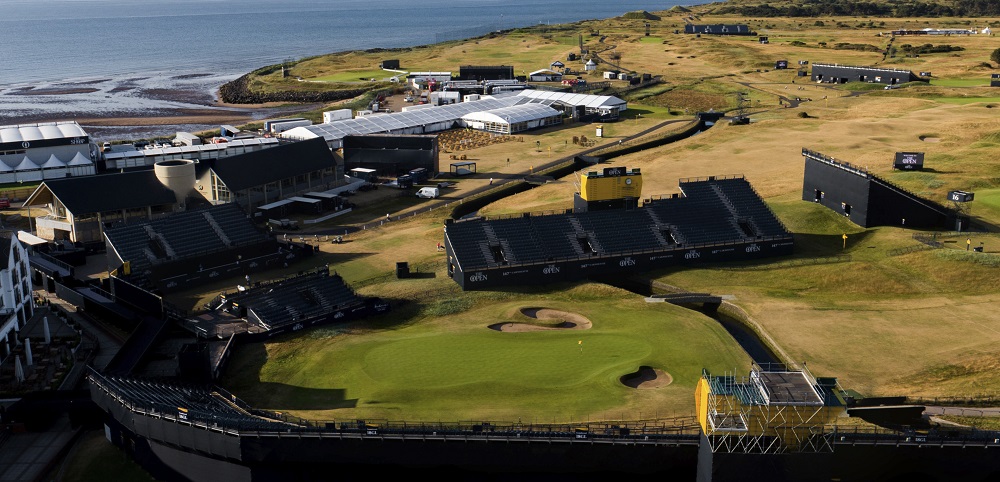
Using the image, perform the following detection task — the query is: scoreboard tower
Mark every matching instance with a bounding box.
[573,166,643,212]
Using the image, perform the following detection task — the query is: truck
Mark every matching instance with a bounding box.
[267,218,299,230]
[415,187,440,199]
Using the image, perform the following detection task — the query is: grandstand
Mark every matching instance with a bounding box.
[214,269,387,333]
[445,176,793,289]
[104,203,276,290]
[89,369,293,432]
[801,148,958,229]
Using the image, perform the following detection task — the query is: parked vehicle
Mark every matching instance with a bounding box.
[416,187,440,199]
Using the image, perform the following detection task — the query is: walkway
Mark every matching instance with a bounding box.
[0,414,80,482]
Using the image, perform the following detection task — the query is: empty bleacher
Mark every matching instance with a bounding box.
[105,204,270,269]
[708,178,789,237]
[90,371,290,431]
[447,177,790,271]
[228,272,363,330]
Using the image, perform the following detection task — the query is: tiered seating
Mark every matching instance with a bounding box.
[710,179,789,237]
[236,273,362,329]
[105,223,156,274]
[446,177,784,271]
[529,215,584,259]
[445,222,493,269]
[205,203,269,246]
[93,372,287,431]
[575,209,666,254]
[489,217,547,264]
[663,182,745,244]
[106,204,271,272]
[154,214,220,258]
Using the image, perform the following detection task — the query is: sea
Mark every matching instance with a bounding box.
[0,0,701,138]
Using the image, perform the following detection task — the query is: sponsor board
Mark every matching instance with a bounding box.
[619,257,637,267]
[542,264,561,275]
[683,250,701,260]
[469,272,488,282]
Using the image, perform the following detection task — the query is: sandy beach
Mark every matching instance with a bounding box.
[1,74,318,140]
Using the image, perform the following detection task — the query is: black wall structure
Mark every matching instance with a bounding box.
[810,63,921,85]
[458,65,515,81]
[801,148,956,229]
[91,371,1000,482]
[445,176,793,290]
[342,134,440,177]
[90,371,701,482]
[684,24,753,35]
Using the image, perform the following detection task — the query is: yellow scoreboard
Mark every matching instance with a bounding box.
[580,167,642,202]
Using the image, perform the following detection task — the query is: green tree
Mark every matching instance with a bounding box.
[992,48,1000,66]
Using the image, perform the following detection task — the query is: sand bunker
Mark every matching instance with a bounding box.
[489,308,593,332]
[919,136,941,143]
[620,366,673,389]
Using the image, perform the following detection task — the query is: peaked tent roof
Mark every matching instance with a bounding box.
[14,156,38,171]
[40,154,66,169]
[67,152,93,166]
[25,170,177,214]
[200,137,336,192]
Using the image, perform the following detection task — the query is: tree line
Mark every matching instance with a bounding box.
[714,0,1000,18]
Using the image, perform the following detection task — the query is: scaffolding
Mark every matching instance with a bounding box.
[697,362,847,454]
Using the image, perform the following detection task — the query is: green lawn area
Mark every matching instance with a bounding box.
[640,36,664,43]
[311,69,398,82]
[930,78,991,87]
[932,96,1000,104]
[223,286,751,422]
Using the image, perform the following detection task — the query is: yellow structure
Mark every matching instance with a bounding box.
[696,363,847,454]
[579,167,642,202]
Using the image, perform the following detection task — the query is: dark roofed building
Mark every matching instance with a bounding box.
[459,65,515,81]
[23,138,339,243]
[445,176,793,290]
[810,63,922,85]
[193,137,340,210]
[25,170,180,243]
[684,24,753,35]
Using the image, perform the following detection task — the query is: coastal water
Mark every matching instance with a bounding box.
[1,0,701,131]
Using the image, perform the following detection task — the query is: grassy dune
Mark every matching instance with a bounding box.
[205,5,1000,420]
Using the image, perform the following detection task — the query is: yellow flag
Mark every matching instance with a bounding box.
[578,340,583,345]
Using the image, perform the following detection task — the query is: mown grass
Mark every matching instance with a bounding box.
[225,283,750,422]
[931,78,992,87]
[202,4,1000,422]
[310,70,398,82]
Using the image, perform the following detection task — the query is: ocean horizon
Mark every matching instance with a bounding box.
[1,0,703,138]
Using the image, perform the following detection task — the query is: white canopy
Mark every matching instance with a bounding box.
[14,156,38,171]
[40,154,66,168]
[67,151,93,166]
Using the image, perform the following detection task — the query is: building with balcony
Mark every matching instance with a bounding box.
[22,138,339,243]
[0,235,35,369]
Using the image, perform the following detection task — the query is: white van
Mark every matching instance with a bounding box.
[415,187,440,199]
